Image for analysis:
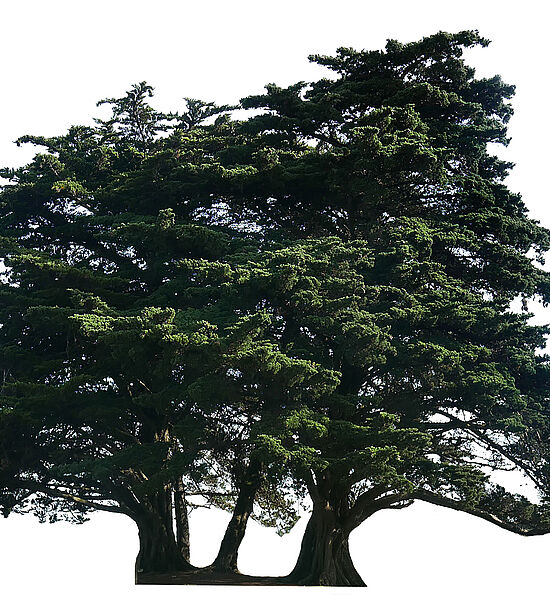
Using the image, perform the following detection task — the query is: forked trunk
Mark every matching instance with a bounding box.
[285,507,365,586]
[135,489,191,580]
[135,516,188,576]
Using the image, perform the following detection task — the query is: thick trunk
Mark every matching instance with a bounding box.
[135,489,191,580]
[211,462,262,573]
[285,507,365,587]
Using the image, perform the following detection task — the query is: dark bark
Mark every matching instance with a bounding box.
[174,478,190,562]
[211,461,262,573]
[285,470,412,586]
[284,506,365,586]
[135,488,191,580]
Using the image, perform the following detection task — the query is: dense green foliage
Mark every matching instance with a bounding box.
[1,31,550,586]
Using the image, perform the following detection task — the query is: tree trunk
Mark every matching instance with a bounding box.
[135,489,191,580]
[211,462,262,573]
[285,507,365,586]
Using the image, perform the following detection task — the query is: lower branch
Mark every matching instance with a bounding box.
[412,489,550,536]
[12,479,126,515]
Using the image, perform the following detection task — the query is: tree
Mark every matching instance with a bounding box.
[1,30,550,587]
[219,30,550,585]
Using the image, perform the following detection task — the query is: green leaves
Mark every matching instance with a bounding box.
[1,32,550,549]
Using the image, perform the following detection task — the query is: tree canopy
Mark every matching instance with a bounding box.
[1,30,550,587]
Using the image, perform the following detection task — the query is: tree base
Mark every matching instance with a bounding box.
[136,569,285,585]
[136,567,365,586]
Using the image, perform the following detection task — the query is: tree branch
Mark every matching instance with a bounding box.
[344,486,409,532]
[304,469,322,506]
[412,489,550,537]
[435,411,544,489]
[13,479,127,515]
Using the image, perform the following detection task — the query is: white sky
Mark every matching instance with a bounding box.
[1,1,550,598]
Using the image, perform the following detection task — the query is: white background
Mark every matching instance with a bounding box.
[1,1,549,598]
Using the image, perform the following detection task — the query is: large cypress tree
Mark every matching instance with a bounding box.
[1,31,550,587]
[221,30,550,585]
